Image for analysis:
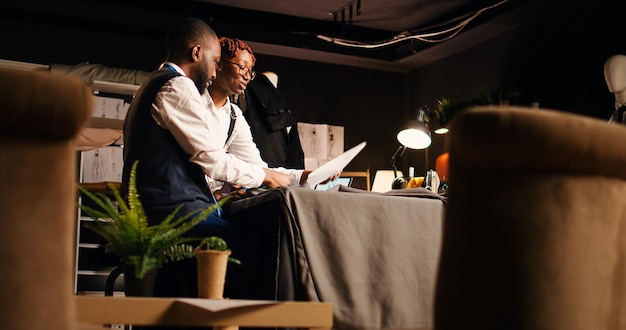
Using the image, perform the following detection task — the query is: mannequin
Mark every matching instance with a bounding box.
[238,70,305,169]
[604,54,626,123]
[263,71,278,88]
[232,71,277,111]
[261,71,293,132]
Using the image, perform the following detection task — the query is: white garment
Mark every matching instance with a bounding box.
[151,62,302,191]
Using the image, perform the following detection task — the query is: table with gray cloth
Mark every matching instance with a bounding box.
[221,186,445,330]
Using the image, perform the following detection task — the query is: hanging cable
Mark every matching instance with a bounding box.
[318,0,508,49]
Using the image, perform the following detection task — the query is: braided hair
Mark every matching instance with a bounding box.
[219,37,256,63]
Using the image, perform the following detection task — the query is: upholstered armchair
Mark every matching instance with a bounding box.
[435,106,626,329]
[0,67,92,330]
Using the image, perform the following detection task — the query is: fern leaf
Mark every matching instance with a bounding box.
[77,160,236,279]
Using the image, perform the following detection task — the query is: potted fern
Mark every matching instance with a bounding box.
[194,236,241,299]
[78,160,231,296]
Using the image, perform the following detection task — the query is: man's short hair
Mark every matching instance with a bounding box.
[165,17,217,60]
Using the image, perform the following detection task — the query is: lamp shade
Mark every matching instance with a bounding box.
[429,112,449,135]
[397,125,431,149]
[397,108,432,149]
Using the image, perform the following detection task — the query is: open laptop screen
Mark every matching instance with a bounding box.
[314,177,353,191]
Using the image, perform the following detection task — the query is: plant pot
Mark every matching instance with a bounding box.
[195,250,230,299]
[122,264,157,297]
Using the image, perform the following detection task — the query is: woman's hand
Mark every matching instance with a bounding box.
[299,170,341,185]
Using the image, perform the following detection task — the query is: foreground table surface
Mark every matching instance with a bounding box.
[75,295,333,329]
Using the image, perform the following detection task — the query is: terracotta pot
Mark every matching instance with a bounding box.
[195,250,230,299]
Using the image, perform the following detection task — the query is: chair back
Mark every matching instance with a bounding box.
[0,67,92,330]
[435,106,626,329]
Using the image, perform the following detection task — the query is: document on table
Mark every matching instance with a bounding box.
[176,298,277,312]
[303,141,367,189]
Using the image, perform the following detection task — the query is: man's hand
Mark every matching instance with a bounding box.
[262,168,292,188]
[213,183,247,201]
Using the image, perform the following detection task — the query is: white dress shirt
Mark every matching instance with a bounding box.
[151,62,303,191]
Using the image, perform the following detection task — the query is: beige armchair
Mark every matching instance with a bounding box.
[0,67,92,330]
[435,106,626,329]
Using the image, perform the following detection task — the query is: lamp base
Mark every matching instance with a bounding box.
[392,176,409,190]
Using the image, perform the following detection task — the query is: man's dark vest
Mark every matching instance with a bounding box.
[121,70,213,225]
[240,74,305,169]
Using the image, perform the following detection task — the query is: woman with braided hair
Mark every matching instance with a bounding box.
[202,37,315,198]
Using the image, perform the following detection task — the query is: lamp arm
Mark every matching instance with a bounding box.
[391,145,407,178]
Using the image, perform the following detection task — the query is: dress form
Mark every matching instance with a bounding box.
[604,54,626,111]
[239,69,304,169]
[233,72,278,110]
[261,71,291,133]
[262,71,278,88]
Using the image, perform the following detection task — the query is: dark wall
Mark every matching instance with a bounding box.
[402,0,625,174]
[2,0,623,188]
[0,5,166,71]
[252,55,408,176]
[0,2,406,185]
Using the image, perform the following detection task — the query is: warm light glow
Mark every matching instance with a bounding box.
[397,128,432,149]
[434,127,449,134]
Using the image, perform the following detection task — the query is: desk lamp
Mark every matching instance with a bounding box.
[392,107,432,189]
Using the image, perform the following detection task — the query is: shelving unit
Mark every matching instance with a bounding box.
[74,81,137,296]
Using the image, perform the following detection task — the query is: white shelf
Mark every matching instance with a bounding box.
[0,59,49,71]
[77,270,121,276]
[92,80,140,96]
[76,79,137,295]
[78,243,105,249]
[86,117,124,130]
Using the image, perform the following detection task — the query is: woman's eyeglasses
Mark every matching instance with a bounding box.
[222,60,256,80]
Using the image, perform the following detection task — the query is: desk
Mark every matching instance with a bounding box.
[76,295,332,329]
[223,186,445,329]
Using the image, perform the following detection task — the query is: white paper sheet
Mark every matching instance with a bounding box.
[303,141,366,189]
[176,298,277,312]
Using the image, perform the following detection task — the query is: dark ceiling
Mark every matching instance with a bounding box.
[2,0,547,73]
[191,0,545,72]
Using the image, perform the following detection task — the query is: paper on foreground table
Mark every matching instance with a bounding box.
[176,298,277,312]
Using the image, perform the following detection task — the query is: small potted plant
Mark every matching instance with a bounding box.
[194,236,240,299]
[78,160,231,296]
[431,97,475,128]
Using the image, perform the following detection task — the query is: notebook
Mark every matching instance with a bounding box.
[303,141,367,189]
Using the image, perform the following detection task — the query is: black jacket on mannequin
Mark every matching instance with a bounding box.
[609,105,626,124]
[238,73,305,169]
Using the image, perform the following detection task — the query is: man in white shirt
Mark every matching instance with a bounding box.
[123,20,308,225]
[121,17,317,301]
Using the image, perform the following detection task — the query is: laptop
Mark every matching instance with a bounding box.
[314,177,353,191]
